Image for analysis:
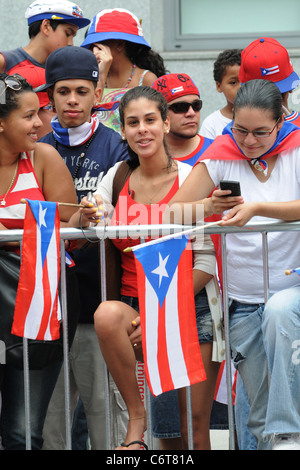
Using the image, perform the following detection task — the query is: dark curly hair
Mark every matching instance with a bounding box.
[213,49,242,83]
[124,42,167,78]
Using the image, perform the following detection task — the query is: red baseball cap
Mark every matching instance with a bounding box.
[152,73,200,102]
[239,37,299,93]
[81,8,150,49]
[16,65,49,108]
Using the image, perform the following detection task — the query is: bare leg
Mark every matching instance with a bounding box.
[178,342,220,450]
[94,300,147,450]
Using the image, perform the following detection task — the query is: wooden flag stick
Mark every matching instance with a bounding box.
[20,198,85,208]
[123,219,224,253]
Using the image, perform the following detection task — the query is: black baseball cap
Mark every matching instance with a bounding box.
[35,46,99,92]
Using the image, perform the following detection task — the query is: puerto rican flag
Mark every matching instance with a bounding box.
[261,65,280,77]
[12,200,61,341]
[214,361,237,405]
[132,235,206,397]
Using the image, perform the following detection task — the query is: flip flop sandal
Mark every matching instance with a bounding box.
[120,440,148,450]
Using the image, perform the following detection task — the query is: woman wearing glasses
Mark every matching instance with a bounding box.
[0,73,78,449]
[169,78,300,450]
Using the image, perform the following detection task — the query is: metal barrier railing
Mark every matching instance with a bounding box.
[2,219,300,450]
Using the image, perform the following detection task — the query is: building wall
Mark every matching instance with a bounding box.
[1,0,300,124]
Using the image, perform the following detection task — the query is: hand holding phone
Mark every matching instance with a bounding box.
[220,180,241,197]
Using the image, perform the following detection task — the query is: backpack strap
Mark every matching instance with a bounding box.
[112,161,133,207]
[105,160,133,301]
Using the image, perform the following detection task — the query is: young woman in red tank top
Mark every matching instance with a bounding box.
[78,87,220,451]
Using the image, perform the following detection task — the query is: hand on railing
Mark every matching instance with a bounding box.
[222,202,257,227]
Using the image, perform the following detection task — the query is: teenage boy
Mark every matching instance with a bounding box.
[0,0,90,136]
[152,73,213,165]
[38,46,129,450]
[239,37,300,127]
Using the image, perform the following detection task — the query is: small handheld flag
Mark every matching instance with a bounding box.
[12,199,61,341]
[285,267,300,276]
[132,234,206,396]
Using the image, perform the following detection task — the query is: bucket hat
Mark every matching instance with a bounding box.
[81,8,150,49]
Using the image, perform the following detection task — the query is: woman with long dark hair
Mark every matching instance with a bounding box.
[81,8,167,134]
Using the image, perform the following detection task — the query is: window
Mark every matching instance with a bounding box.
[164,0,300,51]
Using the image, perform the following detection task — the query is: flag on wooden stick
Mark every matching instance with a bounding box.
[132,235,206,396]
[12,199,61,341]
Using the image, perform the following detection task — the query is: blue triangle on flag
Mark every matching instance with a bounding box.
[27,200,57,267]
[261,67,268,77]
[133,235,189,307]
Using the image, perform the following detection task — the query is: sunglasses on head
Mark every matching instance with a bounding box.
[168,99,202,114]
[0,75,22,102]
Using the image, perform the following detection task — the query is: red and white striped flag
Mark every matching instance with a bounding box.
[214,361,237,405]
[12,199,61,341]
[132,235,206,397]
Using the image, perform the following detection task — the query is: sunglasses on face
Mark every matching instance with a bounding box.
[168,99,202,114]
[231,117,281,139]
[0,75,22,102]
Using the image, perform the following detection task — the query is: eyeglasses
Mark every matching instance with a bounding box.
[168,99,202,114]
[231,117,281,139]
[0,76,22,102]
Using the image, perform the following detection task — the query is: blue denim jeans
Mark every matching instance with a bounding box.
[229,300,270,449]
[0,360,62,449]
[262,286,300,437]
[229,287,300,449]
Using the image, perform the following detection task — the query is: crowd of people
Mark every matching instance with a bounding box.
[0,0,299,452]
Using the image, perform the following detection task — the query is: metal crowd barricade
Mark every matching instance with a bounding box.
[2,219,300,450]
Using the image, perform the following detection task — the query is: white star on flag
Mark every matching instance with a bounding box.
[39,202,47,228]
[151,252,169,287]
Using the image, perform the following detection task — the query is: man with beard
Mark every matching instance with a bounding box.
[152,73,213,166]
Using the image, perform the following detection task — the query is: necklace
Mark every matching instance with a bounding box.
[105,64,136,89]
[124,64,136,88]
[0,159,19,206]
[138,170,169,204]
[55,130,97,181]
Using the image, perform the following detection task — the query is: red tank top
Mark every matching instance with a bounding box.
[0,152,45,230]
[111,175,179,297]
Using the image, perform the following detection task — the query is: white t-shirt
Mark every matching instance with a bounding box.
[202,148,300,303]
[200,110,232,139]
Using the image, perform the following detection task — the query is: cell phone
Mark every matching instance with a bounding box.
[87,191,97,207]
[219,180,241,197]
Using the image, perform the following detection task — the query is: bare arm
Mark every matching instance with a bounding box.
[0,53,6,73]
[222,200,300,227]
[168,162,242,223]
